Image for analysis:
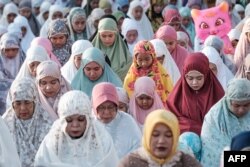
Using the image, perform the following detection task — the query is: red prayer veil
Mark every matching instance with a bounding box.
[166,52,224,135]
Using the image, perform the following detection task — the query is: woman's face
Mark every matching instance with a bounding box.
[117,17,124,33]
[136,53,153,70]
[28,61,40,77]
[74,54,82,69]
[153,3,163,14]
[118,101,128,112]
[19,7,32,19]
[126,30,138,44]
[168,21,181,31]
[43,11,49,20]
[13,100,34,120]
[209,63,218,76]
[99,31,116,47]
[181,17,191,27]
[231,39,238,49]
[230,100,250,118]
[49,34,67,49]
[156,55,165,65]
[3,48,19,59]
[90,0,99,9]
[39,76,61,98]
[185,70,205,91]
[51,11,63,20]
[177,40,187,49]
[164,39,177,53]
[150,123,173,159]
[132,6,143,21]
[83,61,103,81]
[65,114,87,139]
[7,13,17,23]
[96,101,117,124]
[136,94,154,110]
[72,17,86,34]
[21,26,27,37]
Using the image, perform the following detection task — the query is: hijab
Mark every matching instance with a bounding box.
[236,54,250,79]
[0,2,18,27]
[71,47,122,97]
[36,1,51,26]
[166,52,224,135]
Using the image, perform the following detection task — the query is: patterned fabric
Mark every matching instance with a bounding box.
[71,47,122,97]
[36,60,71,121]
[124,40,173,104]
[34,90,119,167]
[200,78,250,167]
[67,7,87,42]
[48,19,73,65]
[2,78,52,167]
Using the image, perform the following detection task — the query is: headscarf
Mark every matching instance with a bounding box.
[91,82,141,158]
[150,38,181,85]
[234,18,250,69]
[67,7,87,42]
[228,28,241,42]
[129,76,165,126]
[19,0,41,36]
[34,90,119,167]
[48,19,73,65]
[116,87,129,105]
[0,33,24,79]
[14,15,35,54]
[179,7,195,45]
[7,22,22,41]
[86,8,105,39]
[0,3,18,27]
[187,0,202,9]
[15,45,49,81]
[127,0,154,40]
[231,131,250,151]
[142,109,180,165]
[36,1,51,26]
[92,18,132,81]
[0,116,21,167]
[177,31,193,53]
[178,132,201,161]
[0,25,7,37]
[202,46,234,91]
[155,25,189,72]
[236,54,250,79]
[71,47,122,97]
[166,52,224,135]
[2,77,52,167]
[36,60,71,121]
[61,40,93,84]
[124,40,173,104]
[113,10,125,22]
[200,78,250,167]
[39,4,64,37]
[121,18,143,55]
[31,37,61,66]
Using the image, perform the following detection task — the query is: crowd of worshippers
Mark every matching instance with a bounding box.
[0,0,250,166]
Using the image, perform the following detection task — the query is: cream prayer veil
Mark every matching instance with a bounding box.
[34,90,119,167]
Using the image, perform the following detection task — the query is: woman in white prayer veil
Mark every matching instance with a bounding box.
[34,90,119,167]
[36,1,51,26]
[127,0,154,40]
[0,2,18,27]
[202,46,234,91]
[150,39,181,85]
[15,45,49,81]
[61,40,93,84]
[14,15,35,54]
[40,4,64,38]
[0,116,21,167]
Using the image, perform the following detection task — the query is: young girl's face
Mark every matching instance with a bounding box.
[19,7,32,19]
[164,39,177,53]
[136,94,154,110]
[50,34,67,49]
[28,61,40,77]
[99,31,116,47]
[90,0,99,9]
[83,61,103,81]
[3,48,19,59]
[185,70,205,91]
[136,53,153,70]
[7,13,17,24]
[65,114,87,139]
[132,6,143,21]
[39,76,61,98]
[126,30,138,44]
[74,54,82,69]
[181,17,191,27]
[51,11,63,20]
[72,17,86,34]
[177,40,187,49]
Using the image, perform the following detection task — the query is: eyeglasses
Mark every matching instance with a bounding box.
[97,104,117,113]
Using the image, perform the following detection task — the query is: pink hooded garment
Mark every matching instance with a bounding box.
[31,37,61,67]
[36,60,71,121]
[129,76,165,126]
[155,25,189,72]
